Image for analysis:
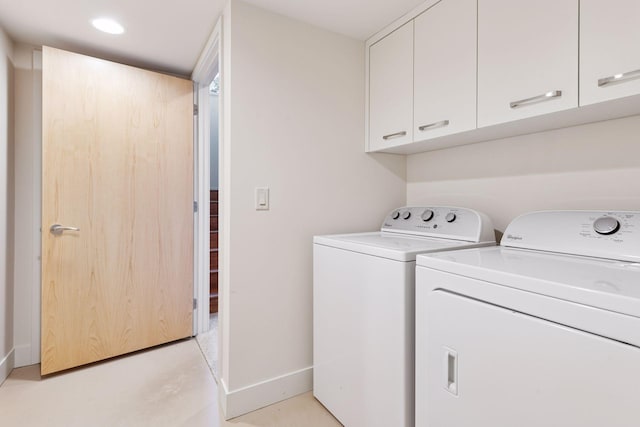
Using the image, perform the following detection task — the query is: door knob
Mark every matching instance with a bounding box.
[50,224,80,235]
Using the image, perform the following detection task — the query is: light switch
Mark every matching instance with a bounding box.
[255,187,269,210]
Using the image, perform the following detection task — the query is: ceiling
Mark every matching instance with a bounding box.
[0,0,425,77]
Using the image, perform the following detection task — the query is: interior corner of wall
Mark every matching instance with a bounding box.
[0,26,14,63]
[13,344,33,368]
[33,48,43,70]
[223,0,233,19]
[0,347,15,386]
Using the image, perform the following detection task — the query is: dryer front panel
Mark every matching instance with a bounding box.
[419,289,640,427]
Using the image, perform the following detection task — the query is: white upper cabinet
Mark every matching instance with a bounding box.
[477,0,579,128]
[413,0,477,139]
[365,0,640,154]
[580,0,640,106]
[369,21,414,151]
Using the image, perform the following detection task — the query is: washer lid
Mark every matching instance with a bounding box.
[417,246,640,318]
[314,232,491,262]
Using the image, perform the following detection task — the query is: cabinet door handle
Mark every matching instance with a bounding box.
[382,131,407,140]
[418,120,450,132]
[509,90,562,109]
[598,69,640,87]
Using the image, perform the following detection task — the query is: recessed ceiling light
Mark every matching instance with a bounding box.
[91,18,125,35]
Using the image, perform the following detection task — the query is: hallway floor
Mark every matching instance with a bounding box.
[196,313,218,377]
[0,339,341,427]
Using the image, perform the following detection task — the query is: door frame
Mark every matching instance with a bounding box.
[192,17,221,336]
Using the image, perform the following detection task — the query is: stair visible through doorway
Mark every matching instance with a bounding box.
[210,190,219,314]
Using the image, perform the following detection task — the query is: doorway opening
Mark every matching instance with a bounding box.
[192,17,222,382]
[197,73,220,376]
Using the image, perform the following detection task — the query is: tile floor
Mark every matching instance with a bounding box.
[0,339,341,427]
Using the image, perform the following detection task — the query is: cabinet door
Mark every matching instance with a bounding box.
[477,0,578,127]
[414,0,477,140]
[369,21,413,151]
[580,0,640,106]
[423,290,640,427]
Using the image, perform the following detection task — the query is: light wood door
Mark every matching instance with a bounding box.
[369,21,414,151]
[477,0,578,127]
[580,0,640,106]
[41,47,194,375]
[413,0,477,141]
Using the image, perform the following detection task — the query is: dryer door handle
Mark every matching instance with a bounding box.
[444,347,459,396]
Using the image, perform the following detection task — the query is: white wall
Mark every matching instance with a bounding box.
[220,0,406,417]
[12,45,41,368]
[0,25,15,385]
[407,115,640,234]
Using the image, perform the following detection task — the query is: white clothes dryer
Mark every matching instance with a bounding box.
[415,210,640,427]
[313,206,495,427]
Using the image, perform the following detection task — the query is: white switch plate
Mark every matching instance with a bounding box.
[255,187,269,210]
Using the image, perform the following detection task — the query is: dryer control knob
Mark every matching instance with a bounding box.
[445,213,457,223]
[421,209,434,222]
[593,216,620,235]
[402,211,412,220]
[391,210,400,220]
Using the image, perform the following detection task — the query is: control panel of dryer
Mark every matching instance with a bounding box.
[381,206,495,243]
[501,210,640,262]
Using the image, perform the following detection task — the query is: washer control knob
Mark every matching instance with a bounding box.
[593,216,620,235]
[421,209,434,222]
[445,213,457,223]
[391,210,400,220]
[402,211,412,220]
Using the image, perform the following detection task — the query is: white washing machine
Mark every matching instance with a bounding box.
[313,206,495,427]
[415,210,640,427]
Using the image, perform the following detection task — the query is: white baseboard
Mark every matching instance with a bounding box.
[14,344,32,368]
[219,366,313,419]
[218,377,229,417]
[0,348,15,386]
